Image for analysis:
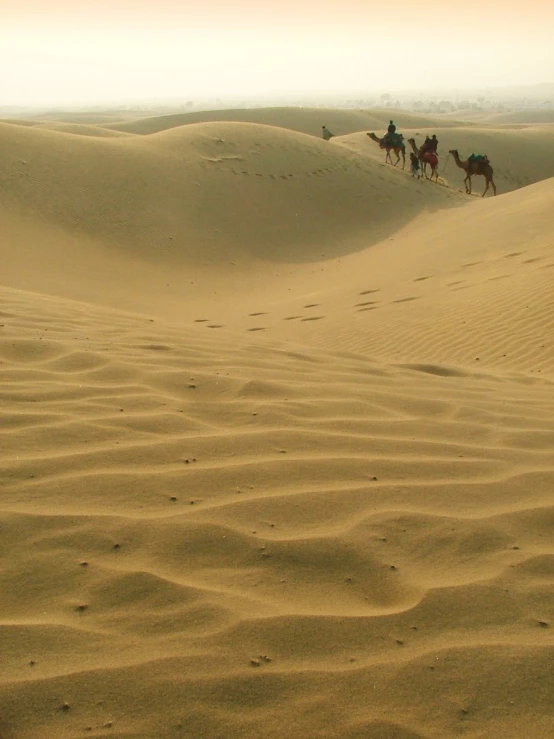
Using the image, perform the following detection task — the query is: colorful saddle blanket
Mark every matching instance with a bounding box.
[468,153,489,163]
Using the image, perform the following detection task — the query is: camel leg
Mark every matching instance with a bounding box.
[401,151,405,170]
[491,178,497,196]
[482,179,489,197]
[464,175,472,194]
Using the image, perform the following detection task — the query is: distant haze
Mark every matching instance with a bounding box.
[3,0,554,106]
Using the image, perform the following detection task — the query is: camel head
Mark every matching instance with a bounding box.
[448,149,459,156]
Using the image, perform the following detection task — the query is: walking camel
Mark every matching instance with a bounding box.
[367,132,406,169]
[449,149,497,197]
[407,138,439,181]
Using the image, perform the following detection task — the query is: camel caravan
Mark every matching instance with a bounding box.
[361,120,497,197]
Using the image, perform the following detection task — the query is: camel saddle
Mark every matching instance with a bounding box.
[383,133,403,148]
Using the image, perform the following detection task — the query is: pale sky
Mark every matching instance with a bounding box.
[2,0,553,106]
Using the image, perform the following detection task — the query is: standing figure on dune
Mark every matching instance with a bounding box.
[409,152,421,178]
[322,125,334,141]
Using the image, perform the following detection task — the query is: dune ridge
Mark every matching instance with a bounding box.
[1,106,554,738]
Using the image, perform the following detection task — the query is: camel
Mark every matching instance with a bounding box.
[449,149,497,197]
[407,138,438,181]
[367,132,405,169]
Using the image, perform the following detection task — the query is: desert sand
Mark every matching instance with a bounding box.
[1,107,553,739]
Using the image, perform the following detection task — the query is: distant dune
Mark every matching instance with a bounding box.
[103,106,473,136]
[34,122,134,138]
[481,109,554,125]
[1,106,553,739]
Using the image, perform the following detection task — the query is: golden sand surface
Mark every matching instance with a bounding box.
[1,107,553,738]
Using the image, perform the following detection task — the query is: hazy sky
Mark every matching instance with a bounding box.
[3,0,553,105]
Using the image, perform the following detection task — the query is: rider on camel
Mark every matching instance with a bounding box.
[385,120,397,145]
[428,134,439,153]
[421,135,438,155]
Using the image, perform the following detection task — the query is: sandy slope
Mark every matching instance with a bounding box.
[1,109,554,739]
[1,286,553,739]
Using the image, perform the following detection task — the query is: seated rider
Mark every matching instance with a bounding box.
[427,134,438,153]
[385,120,396,145]
[421,135,431,153]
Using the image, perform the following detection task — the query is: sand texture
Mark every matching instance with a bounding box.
[1,108,554,739]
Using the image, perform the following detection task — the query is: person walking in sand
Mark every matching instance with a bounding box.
[322,125,334,141]
[409,152,421,178]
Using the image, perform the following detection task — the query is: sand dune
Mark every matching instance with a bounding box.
[34,122,134,138]
[1,285,553,738]
[104,106,473,137]
[0,119,464,273]
[479,110,554,125]
[1,107,554,738]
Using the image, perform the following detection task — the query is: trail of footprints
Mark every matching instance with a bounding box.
[191,249,552,332]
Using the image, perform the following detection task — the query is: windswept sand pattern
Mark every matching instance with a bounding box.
[1,287,553,738]
[1,105,554,739]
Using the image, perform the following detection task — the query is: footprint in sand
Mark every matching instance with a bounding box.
[304,303,320,308]
[462,261,482,268]
[194,319,210,323]
[393,297,422,304]
[247,327,266,332]
[249,312,267,317]
[522,257,543,264]
[357,307,378,312]
[359,289,380,295]
[413,276,432,282]
[301,316,325,322]
[355,301,379,307]
[207,324,224,329]
[447,281,465,287]
[503,252,523,258]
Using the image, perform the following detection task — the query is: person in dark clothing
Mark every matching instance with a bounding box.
[385,120,397,145]
[322,125,334,141]
[428,134,439,153]
[409,152,421,178]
